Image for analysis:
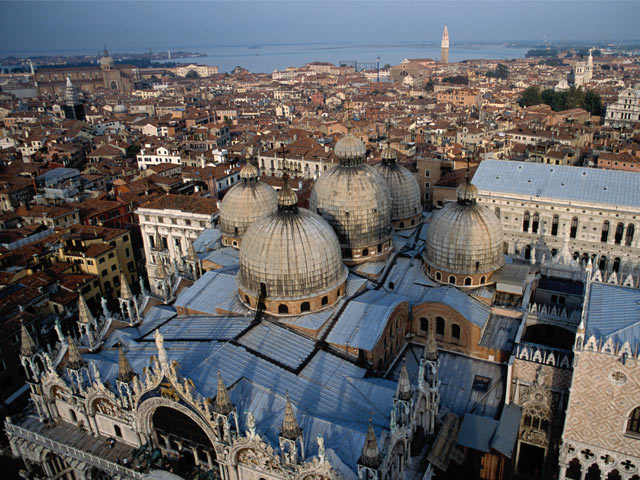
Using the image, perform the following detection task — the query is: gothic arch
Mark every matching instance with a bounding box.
[137,396,219,448]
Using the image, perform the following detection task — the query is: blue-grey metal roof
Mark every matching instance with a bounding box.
[237,322,316,370]
[418,286,491,328]
[438,351,506,419]
[200,248,238,267]
[473,159,640,209]
[174,269,248,315]
[586,282,640,348]
[479,315,522,351]
[326,290,408,350]
[152,315,251,341]
[193,228,221,252]
[383,257,437,304]
[491,403,522,458]
[457,413,498,453]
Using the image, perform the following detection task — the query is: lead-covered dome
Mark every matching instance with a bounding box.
[374,143,422,230]
[219,163,278,248]
[310,131,392,264]
[237,183,348,316]
[424,173,504,287]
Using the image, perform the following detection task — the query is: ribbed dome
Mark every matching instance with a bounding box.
[425,179,504,277]
[237,191,347,304]
[374,145,422,228]
[239,163,259,180]
[219,167,278,246]
[334,132,366,162]
[310,164,392,253]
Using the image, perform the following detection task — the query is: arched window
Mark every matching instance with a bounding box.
[626,224,635,246]
[436,317,445,336]
[420,317,428,333]
[615,222,624,244]
[300,301,310,312]
[244,295,249,304]
[523,211,530,232]
[70,409,77,422]
[451,324,461,341]
[278,304,289,314]
[464,277,472,286]
[532,213,539,234]
[613,257,621,273]
[601,221,610,243]
[570,217,578,238]
[551,215,559,236]
[627,406,640,437]
[399,222,404,228]
[321,296,328,306]
[362,248,369,257]
[494,207,500,219]
[448,275,456,284]
[111,81,118,90]
[524,245,531,260]
[480,276,486,284]
[435,272,441,281]
[425,169,430,177]
[114,424,122,438]
[388,282,395,290]
[599,256,607,271]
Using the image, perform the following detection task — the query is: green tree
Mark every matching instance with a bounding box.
[519,86,542,107]
[185,70,199,78]
[383,63,392,70]
[583,90,604,116]
[424,79,435,92]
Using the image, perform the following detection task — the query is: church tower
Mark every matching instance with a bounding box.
[441,25,449,63]
[62,76,85,121]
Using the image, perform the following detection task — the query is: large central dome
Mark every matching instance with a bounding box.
[219,163,278,248]
[237,182,347,316]
[309,130,392,264]
[424,172,504,287]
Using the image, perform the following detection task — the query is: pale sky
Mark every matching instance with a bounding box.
[1,1,638,56]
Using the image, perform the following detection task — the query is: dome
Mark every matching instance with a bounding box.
[335,132,366,161]
[99,48,115,69]
[113,104,128,114]
[310,133,393,264]
[374,144,422,230]
[424,175,504,286]
[219,164,278,248]
[237,183,347,316]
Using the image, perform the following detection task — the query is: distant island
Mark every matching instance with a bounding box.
[0,50,206,72]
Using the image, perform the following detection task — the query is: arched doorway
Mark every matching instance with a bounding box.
[151,406,217,476]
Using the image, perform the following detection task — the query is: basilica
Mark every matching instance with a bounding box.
[5,132,640,480]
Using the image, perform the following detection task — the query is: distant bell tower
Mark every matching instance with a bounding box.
[63,76,85,121]
[441,25,449,63]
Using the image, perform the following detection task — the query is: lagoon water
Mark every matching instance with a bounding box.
[164,42,529,73]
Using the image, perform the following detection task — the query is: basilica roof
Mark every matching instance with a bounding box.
[585,281,640,348]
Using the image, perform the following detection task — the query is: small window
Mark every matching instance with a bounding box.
[480,276,486,284]
[448,275,455,284]
[420,317,428,332]
[300,302,310,313]
[114,424,122,438]
[321,296,328,306]
[425,169,430,177]
[436,317,445,336]
[278,304,289,314]
[435,272,441,281]
[451,324,461,340]
[70,410,77,422]
[464,277,472,286]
